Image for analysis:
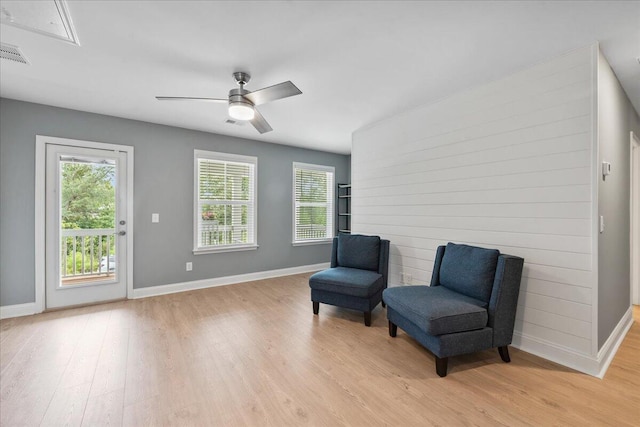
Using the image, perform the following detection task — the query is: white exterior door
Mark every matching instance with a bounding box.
[45,143,129,309]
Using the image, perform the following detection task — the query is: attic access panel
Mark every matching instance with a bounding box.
[0,0,79,45]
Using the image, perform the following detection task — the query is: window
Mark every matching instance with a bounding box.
[194,150,257,254]
[293,162,334,245]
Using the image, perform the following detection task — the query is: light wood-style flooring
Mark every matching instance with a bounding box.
[1,273,639,426]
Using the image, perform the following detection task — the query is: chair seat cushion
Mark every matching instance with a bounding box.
[382,285,488,336]
[309,267,384,298]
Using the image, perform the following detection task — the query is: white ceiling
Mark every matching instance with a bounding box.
[1,1,638,155]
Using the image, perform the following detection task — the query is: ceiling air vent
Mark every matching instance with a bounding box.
[0,43,29,64]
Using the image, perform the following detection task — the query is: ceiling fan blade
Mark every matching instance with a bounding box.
[155,96,227,102]
[250,108,273,134]
[243,81,301,106]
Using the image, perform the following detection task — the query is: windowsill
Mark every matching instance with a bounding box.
[193,244,259,255]
[292,239,333,247]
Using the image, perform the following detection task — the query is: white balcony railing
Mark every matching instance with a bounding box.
[296,224,328,240]
[61,228,116,279]
[200,221,248,246]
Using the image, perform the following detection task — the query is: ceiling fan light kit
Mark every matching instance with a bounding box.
[228,100,255,121]
[228,103,254,121]
[228,73,255,120]
[156,71,302,134]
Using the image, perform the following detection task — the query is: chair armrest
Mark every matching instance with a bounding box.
[429,245,446,287]
[330,237,338,268]
[378,239,390,288]
[488,254,524,347]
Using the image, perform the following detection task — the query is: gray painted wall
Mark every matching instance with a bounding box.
[597,51,640,348]
[0,98,350,306]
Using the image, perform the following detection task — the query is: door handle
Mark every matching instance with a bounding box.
[118,231,126,236]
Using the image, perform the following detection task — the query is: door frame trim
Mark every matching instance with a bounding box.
[631,131,640,305]
[35,135,134,313]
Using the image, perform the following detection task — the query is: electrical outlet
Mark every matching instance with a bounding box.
[400,272,412,285]
[186,262,193,271]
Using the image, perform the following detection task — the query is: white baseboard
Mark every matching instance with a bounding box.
[596,306,634,378]
[512,305,634,378]
[512,331,601,376]
[1,263,328,318]
[0,302,38,319]
[132,262,329,299]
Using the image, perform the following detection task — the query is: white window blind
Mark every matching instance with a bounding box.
[194,150,257,253]
[293,162,334,244]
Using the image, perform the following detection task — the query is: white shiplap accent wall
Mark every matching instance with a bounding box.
[352,46,599,369]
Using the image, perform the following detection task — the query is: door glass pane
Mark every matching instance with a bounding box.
[59,156,117,286]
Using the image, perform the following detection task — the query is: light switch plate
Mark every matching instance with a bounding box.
[152,213,159,223]
[602,161,611,180]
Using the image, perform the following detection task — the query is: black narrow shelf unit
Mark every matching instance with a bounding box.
[337,183,351,234]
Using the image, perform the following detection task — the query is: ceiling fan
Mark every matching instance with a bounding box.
[156,72,302,134]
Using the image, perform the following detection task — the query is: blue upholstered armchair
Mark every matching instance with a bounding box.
[383,243,524,377]
[309,234,390,326]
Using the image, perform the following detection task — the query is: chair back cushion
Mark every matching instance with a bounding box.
[439,243,499,303]
[337,234,381,271]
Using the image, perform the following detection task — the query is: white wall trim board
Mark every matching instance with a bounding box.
[589,43,600,357]
[596,306,634,379]
[0,302,38,319]
[34,136,46,314]
[631,131,640,305]
[132,262,329,299]
[513,304,632,377]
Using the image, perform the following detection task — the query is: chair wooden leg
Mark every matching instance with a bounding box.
[388,321,397,337]
[313,301,319,315]
[364,311,372,326]
[498,346,511,363]
[435,356,449,377]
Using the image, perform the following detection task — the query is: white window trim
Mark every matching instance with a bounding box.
[194,150,258,255]
[292,162,335,246]
[292,239,333,247]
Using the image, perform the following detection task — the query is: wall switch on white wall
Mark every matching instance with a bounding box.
[186,262,193,271]
[602,161,611,180]
[600,215,605,233]
[152,213,159,223]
